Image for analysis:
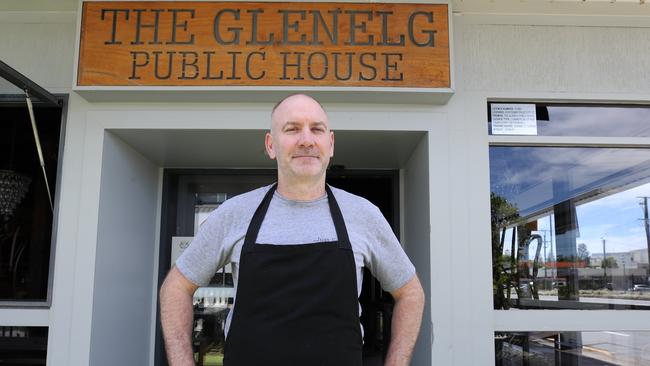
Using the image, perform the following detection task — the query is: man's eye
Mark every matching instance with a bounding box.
[312,128,325,133]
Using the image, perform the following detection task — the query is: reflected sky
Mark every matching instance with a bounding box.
[545,106,650,137]
[489,104,650,137]
[491,147,650,255]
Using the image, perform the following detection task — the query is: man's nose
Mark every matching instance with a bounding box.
[297,127,315,146]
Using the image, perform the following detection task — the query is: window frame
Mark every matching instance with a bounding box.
[0,94,67,309]
[487,100,650,334]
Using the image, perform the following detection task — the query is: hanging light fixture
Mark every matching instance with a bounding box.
[0,169,31,221]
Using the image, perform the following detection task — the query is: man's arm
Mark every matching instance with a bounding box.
[384,274,425,366]
[159,266,199,366]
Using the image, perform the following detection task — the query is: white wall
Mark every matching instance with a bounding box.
[457,22,650,94]
[0,12,76,94]
[403,134,433,366]
[46,92,91,365]
[88,131,159,366]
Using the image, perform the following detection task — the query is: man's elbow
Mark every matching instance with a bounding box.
[393,274,425,306]
[159,275,174,302]
[410,277,425,308]
[160,266,198,301]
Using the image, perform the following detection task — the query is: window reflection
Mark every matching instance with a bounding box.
[0,326,47,364]
[488,103,650,137]
[491,147,650,310]
[192,193,231,366]
[495,331,650,366]
[0,107,61,303]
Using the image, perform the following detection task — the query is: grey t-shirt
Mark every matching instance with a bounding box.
[176,184,416,336]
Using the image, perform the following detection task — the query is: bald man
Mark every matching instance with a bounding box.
[160,94,424,366]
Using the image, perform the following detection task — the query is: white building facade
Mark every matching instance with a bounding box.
[1,0,650,365]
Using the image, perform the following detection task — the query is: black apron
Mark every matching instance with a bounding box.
[224,184,363,366]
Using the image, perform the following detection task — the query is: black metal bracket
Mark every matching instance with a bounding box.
[0,59,60,107]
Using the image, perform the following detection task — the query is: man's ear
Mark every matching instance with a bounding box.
[330,130,335,157]
[265,132,276,159]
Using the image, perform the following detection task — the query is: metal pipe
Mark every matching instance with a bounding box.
[25,91,53,212]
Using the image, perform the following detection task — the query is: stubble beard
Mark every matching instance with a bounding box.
[278,152,329,186]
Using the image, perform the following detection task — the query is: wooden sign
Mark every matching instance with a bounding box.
[78,2,450,88]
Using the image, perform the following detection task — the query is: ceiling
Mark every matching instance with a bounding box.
[110,129,425,169]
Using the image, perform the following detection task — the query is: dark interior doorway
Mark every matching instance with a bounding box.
[327,169,400,366]
[156,169,399,366]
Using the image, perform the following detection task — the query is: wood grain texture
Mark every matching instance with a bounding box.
[78,2,450,88]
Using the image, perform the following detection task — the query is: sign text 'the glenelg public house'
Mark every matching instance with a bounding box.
[78,2,450,88]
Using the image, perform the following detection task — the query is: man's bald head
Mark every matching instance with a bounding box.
[270,94,328,133]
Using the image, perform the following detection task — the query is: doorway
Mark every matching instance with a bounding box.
[155,169,399,366]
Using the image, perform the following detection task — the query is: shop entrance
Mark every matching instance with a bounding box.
[155,169,400,366]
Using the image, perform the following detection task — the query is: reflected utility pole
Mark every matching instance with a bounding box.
[543,231,547,279]
[639,197,650,283]
[602,237,607,281]
[549,215,555,280]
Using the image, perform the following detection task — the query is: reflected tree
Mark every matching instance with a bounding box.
[577,243,590,267]
[602,257,618,269]
[492,193,547,308]
[491,192,519,309]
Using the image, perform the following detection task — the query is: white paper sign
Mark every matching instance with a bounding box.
[491,104,537,135]
[171,236,193,264]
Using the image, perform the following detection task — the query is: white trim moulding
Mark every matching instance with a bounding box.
[74,87,455,105]
[494,310,650,332]
[0,308,49,327]
[488,135,650,147]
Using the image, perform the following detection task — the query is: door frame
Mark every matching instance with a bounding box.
[155,169,276,366]
[154,168,400,366]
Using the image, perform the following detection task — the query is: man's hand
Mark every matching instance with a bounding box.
[159,266,199,366]
[385,274,425,366]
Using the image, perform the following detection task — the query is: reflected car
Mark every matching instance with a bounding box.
[629,284,650,292]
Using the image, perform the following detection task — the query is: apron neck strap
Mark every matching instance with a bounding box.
[325,185,351,249]
[242,183,352,253]
[242,183,277,252]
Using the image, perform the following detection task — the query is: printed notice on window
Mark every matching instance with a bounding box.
[490,104,537,135]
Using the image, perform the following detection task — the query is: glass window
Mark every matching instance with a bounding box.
[488,103,650,137]
[491,146,650,310]
[495,331,650,366]
[0,105,62,303]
